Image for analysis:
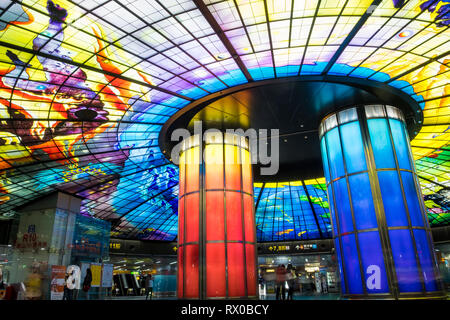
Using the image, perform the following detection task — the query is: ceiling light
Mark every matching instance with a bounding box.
[216,53,228,60]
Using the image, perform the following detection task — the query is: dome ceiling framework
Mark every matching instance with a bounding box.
[0,0,448,241]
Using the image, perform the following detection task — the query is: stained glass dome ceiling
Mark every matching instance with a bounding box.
[0,0,448,241]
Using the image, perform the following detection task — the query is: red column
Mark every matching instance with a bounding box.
[177,132,257,299]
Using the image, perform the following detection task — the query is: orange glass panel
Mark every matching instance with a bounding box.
[225,145,241,191]
[241,148,253,194]
[185,193,199,243]
[226,191,243,241]
[206,191,225,241]
[243,193,255,242]
[227,242,246,297]
[178,196,185,244]
[206,243,226,298]
[177,246,183,298]
[205,144,224,190]
[186,147,200,193]
[185,244,199,298]
[246,244,257,296]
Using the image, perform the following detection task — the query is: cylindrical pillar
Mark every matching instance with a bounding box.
[319,104,445,299]
[177,132,258,299]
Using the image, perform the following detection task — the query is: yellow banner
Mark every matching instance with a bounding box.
[90,263,102,287]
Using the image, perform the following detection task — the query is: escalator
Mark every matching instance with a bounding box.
[113,274,125,296]
[125,273,140,296]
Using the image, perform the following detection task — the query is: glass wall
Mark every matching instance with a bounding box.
[257,253,340,300]
[109,255,177,299]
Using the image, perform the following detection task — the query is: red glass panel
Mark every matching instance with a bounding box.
[245,244,257,296]
[185,244,199,298]
[186,148,199,194]
[206,191,225,241]
[225,145,241,191]
[206,243,226,298]
[185,193,199,243]
[227,242,245,297]
[178,197,185,245]
[179,153,185,197]
[205,144,224,190]
[177,246,183,298]
[226,192,243,241]
[243,193,255,242]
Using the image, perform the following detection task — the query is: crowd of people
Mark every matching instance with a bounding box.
[259,263,330,300]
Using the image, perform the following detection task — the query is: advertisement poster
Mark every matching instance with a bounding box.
[90,263,102,287]
[101,264,113,288]
[50,265,66,300]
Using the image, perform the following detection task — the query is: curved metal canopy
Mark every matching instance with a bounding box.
[0,0,448,242]
[159,76,423,181]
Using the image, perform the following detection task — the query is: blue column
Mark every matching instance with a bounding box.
[319,105,445,299]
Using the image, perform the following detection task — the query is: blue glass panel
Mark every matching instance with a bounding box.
[340,121,367,173]
[413,229,438,292]
[334,178,354,234]
[348,173,378,230]
[378,171,409,227]
[388,229,422,293]
[327,185,338,236]
[358,231,389,293]
[389,119,412,170]
[325,128,345,180]
[334,238,346,294]
[367,119,396,169]
[320,137,331,182]
[401,171,424,227]
[341,234,363,294]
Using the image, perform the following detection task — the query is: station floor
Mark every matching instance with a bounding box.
[105,293,341,300]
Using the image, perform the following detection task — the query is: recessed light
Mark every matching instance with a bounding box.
[216,53,228,60]
[398,30,413,38]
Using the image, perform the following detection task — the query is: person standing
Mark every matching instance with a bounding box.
[275,264,287,300]
[67,265,81,300]
[62,272,69,300]
[286,264,296,300]
[82,268,92,300]
[145,274,153,300]
[258,270,266,300]
[63,270,75,300]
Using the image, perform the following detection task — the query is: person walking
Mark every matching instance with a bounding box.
[275,264,287,300]
[145,274,153,300]
[82,268,92,300]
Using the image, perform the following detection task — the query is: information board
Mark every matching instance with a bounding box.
[101,264,113,288]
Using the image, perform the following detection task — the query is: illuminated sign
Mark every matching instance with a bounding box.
[110,243,121,250]
[268,245,290,252]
